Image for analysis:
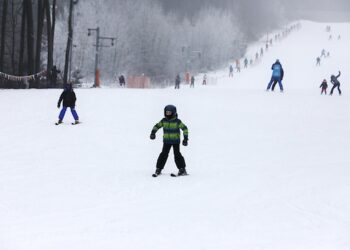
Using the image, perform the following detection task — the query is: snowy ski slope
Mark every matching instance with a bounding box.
[1,21,350,250]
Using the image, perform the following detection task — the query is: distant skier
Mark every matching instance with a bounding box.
[56,83,79,125]
[329,34,332,40]
[330,71,342,96]
[118,75,126,87]
[320,79,328,95]
[316,57,321,66]
[260,48,264,57]
[236,59,241,73]
[203,74,207,85]
[338,35,341,40]
[50,65,61,87]
[185,72,190,85]
[244,58,248,68]
[150,105,189,177]
[175,74,181,89]
[229,65,234,77]
[249,59,253,66]
[321,49,326,58]
[266,59,284,92]
[190,76,195,88]
[255,52,259,61]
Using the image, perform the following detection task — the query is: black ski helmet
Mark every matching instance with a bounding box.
[164,105,177,119]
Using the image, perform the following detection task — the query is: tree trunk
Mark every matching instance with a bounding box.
[63,0,74,85]
[19,0,26,76]
[51,0,56,65]
[25,0,34,87]
[44,0,53,74]
[0,0,9,72]
[10,0,16,75]
[35,0,44,79]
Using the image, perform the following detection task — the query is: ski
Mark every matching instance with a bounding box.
[55,122,62,125]
[152,173,162,178]
[71,122,81,125]
[171,173,189,177]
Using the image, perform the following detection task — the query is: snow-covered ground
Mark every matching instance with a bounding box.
[1,21,350,250]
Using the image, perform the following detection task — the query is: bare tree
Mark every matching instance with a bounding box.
[63,0,74,84]
[0,0,9,72]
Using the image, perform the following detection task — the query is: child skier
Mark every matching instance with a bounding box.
[320,79,328,95]
[150,105,189,177]
[56,83,79,125]
[330,71,342,96]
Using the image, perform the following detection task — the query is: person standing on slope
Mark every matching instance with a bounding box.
[56,84,79,125]
[175,74,181,89]
[150,105,189,177]
[330,71,342,96]
[244,58,248,68]
[118,75,126,87]
[320,79,328,95]
[236,59,241,73]
[266,59,284,92]
[203,74,207,85]
[316,57,321,66]
[190,76,195,88]
[229,65,234,77]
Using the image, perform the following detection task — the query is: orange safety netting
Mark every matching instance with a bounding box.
[127,76,151,88]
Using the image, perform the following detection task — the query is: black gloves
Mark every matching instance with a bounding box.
[57,103,60,109]
[150,133,156,140]
[182,139,188,146]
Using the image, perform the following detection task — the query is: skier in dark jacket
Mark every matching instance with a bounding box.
[50,65,61,87]
[190,76,195,88]
[150,105,189,177]
[330,71,342,96]
[267,60,284,92]
[244,58,248,68]
[118,75,126,87]
[56,84,79,125]
[316,57,321,66]
[320,79,328,95]
[175,74,181,89]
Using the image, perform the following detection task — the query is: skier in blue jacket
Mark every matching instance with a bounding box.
[266,59,284,92]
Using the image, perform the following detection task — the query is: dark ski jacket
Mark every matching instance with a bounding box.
[175,75,181,85]
[58,89,76,108]
[119,75,125,84]
[331,72,341,85]
[152,117,188,145]
[320,81,328,89]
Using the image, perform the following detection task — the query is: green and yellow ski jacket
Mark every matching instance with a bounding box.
[152,118,189,144]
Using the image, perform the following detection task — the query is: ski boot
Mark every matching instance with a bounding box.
[178,168,188,176]
[55,120,63,125]
[152,168,162,177]
[72,120,80,125]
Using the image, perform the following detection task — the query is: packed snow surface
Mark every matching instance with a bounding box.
[1,21,350,250]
